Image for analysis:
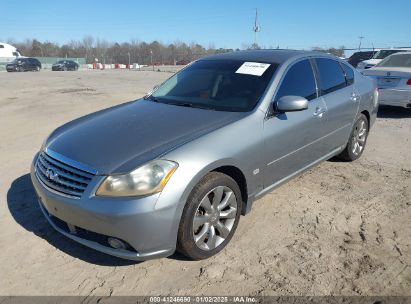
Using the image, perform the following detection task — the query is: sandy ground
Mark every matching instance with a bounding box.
[0,70,410,297]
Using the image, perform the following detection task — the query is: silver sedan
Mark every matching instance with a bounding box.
[363,52,411,108]
[31,50,378,261]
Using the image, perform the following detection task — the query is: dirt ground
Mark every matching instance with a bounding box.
[0,70,410,297]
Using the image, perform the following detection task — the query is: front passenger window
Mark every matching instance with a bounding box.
[275,59,317,101]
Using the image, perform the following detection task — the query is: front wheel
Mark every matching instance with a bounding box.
[177,172,242,260]
[337,113,369,161]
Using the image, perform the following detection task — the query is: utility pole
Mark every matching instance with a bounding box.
[150,49,153,71]
[358,36,364,50]
[253,8,261,49]
[127,52,131,69]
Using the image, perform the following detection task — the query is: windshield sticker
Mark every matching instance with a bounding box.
[235,62,271,76]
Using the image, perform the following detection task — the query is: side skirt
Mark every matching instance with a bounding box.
[242,145,344,215]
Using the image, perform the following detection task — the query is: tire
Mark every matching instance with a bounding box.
[18,66,24,72]
[35,66,40,72]
[337,113,369,161]
[177,172,242,260]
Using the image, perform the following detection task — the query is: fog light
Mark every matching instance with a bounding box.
[107,237,126,250]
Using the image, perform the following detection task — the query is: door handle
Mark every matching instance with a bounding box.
[313,107,326,117]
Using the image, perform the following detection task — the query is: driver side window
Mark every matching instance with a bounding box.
[275,59,317,101]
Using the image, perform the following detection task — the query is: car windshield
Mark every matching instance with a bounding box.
[376,54,411,68]
[372,50,403,59]
[148,59,278,112]
[56,60,65,64]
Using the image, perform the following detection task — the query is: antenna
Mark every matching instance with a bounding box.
[358,36,364,50]
[253,8,261,48]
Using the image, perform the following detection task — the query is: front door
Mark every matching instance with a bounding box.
[263,58,328,189]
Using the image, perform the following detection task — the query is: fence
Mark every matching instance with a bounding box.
[34,57,86,70]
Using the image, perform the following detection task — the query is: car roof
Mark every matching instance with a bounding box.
[199,49,335,64]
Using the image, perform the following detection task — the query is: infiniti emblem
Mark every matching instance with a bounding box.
[45,168,59,181]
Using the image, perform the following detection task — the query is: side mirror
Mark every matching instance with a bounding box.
[275,95,308,112]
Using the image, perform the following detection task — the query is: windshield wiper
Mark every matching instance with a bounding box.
[143,95,159,102]
[166,101,214,110]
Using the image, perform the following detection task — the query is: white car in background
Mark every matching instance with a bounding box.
[357,48,411,71]
[363,52,411,108]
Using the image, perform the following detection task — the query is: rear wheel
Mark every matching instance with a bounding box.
[177,172,242,260]
[337,113,369,161]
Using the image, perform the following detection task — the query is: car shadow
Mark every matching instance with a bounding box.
[377,105,411,119]
[7,174,138,266]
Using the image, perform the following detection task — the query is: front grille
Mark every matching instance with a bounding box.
[35,151,94,198]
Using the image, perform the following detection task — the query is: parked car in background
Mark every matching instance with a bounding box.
[357,48,411,71]
[348,50,377,67]
[363,52,411,108]
[31,50,378,261]
[176,59,191,65]
[6,57,41,72]
[52,60,79,71]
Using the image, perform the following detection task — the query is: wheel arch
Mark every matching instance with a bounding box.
[211,165,249,215]
[360,109,370,127]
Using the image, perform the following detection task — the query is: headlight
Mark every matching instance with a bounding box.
[96,160,178,197]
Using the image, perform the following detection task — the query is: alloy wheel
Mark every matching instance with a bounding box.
[351,119,367,156]
[192,186,238,251]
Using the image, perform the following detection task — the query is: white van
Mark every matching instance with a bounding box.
[0,42,22,63]
[357,48,411,71]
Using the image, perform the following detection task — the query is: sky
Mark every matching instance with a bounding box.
[1,0,410,51]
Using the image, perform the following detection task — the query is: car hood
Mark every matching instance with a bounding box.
[45,99,247,175]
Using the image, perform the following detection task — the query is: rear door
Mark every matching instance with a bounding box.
[263,58,329,188]
[313,58,359,152]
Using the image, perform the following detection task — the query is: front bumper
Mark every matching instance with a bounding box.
[30,156,179,261]
[6,65,17,72]
[378,88,411,108]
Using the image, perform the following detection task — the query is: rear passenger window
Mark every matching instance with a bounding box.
[315,58,346,95]
[341,62,354,86]
[276,59,317,101]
